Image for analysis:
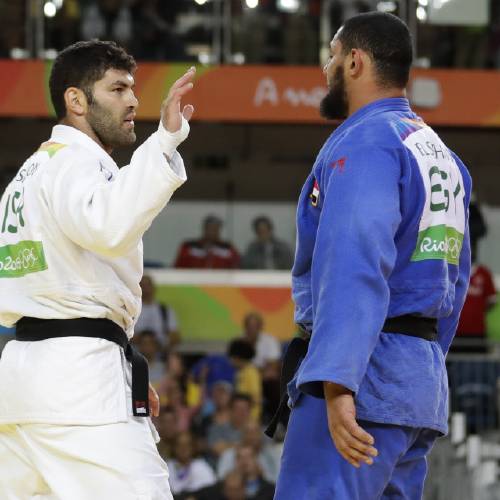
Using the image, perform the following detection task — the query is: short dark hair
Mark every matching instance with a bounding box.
[49,40,136,120]
[338,12,412,89]
[230,392,252,407]
[134,329,159,343]
[227,339,255,361]
[203,214,223,228]
[243,312,263,329]
[252,216,273,232]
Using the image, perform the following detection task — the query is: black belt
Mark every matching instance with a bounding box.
[16,317,150,417]
[264,315,437,438]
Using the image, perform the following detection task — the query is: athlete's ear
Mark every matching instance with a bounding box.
[63,87,88,117]
[348,48,364,78]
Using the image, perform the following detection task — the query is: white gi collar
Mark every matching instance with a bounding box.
[49,124,118,170]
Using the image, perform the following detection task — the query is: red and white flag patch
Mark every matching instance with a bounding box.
[310,179,320,207]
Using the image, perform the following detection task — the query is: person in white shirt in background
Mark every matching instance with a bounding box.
[0,40,195,500]
[136,274,181,348]
[167,431,217,496]
[241,312,281,370]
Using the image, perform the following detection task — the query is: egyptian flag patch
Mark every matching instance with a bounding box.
[310,179,320,207]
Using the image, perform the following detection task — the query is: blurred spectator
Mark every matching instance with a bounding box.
[166,351,187,381]
[180,470,246,500]
[454,26,489,68]
[0,3,25,58]
[135,274,180,348]
[193,380,233,439]
[284,13,317,65]
[158,378,195,432]
[454,257,497,353]
[46,0,81,52]
[133,329,165,385]
[240,313,281,371]
[469,194,488,263]
[241,216,293,270]
[217,421,280,484]
[207,393,252,458]
[155,406,178,461]
[190,354,235,395]
[80,0,132,49]
[130,0,186,61]
[167,431,217,496]
[174,215,240,269]
[228,340,262,422]
[233,444,275,499]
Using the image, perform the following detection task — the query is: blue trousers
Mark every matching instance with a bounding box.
[274,394,439,500]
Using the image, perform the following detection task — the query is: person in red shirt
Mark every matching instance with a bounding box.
[454,256,497,352]
[174,215,240,269]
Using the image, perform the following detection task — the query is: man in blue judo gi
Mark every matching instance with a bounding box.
[272,12,472,500]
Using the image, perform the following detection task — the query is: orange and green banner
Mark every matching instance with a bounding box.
[151,270,295,342]
[150,270,500,343]
[2,59,500,126]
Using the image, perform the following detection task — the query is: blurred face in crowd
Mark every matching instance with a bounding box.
[140,275,155,303]
[85,69,138,150]
[320,34,349,120]
[242,421,262,451]
[203,220,222,243]
[167,352,185,379]
[212,382,232,411]
[134,331,160,362]
[255,219,273,242]
[223,471,246,500]
[174,432,194,465]
[165,379,184,407]
[236,445,260,478]
[243,313,263,344]
[156,408,178,440]
[230,399,252,428]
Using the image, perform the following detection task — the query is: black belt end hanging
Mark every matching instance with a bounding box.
[125,343,150,417]
[16,317,151,418]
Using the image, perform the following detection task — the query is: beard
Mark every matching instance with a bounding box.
[87,99,136,150]
[320,66,348,120]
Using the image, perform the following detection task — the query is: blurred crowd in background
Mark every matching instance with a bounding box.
[128,274,284,499]
[1,0,500,68]
[172,214,293,270]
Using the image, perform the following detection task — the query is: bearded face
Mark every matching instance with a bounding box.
[86,96,137,149]
[320,65,348,121]
[83,68,138,150]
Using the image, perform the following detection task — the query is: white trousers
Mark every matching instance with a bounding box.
[0,417,173,500]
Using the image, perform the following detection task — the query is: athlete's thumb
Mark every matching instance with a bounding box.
[182,104,194,122]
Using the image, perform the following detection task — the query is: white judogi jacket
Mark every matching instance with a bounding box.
[0,122,187,425]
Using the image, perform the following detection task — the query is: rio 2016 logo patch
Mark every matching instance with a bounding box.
[404,127,466,265]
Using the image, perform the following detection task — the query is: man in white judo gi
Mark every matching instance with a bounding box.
[0,40,194,499]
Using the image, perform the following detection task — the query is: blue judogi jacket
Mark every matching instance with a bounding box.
[291,97,471,434]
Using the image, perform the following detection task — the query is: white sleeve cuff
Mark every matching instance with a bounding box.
[157,117,190,159]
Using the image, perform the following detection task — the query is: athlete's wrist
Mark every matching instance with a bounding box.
[157,117,190,159]
[323,381,352,399]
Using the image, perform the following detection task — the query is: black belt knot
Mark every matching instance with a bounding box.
[16,317,150,417]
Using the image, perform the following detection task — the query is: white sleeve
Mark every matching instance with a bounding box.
[192,460,217,490]
[267,335,282,361]
[167,307,178,332]
[46,133,187,258]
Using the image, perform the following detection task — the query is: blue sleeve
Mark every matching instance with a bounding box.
[297,146,402,397]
